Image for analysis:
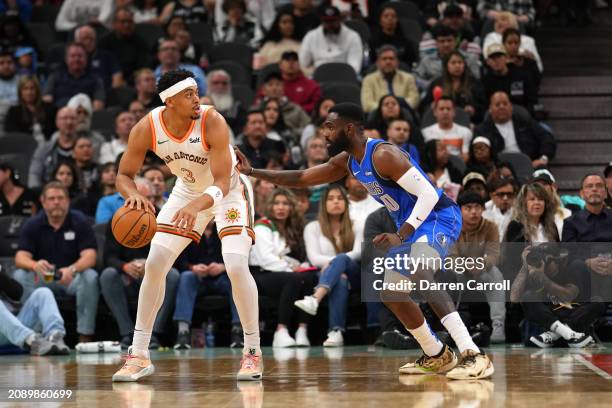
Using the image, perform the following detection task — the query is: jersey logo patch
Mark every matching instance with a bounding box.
[189,137,201,144]
[435,232,448,248]
[157,140,168,145]
[224,208,241,224]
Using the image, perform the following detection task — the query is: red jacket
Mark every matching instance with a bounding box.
[282,73,321,114]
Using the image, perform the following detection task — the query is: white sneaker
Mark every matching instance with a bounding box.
[272,328,296,348]
[294,296,319,316]
[295,327,310,347]
[530,331,560,348]
[323,329,344,347]
[490,320,506,344]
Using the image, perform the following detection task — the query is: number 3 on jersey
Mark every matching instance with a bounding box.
[380,194,399,211]
[180,168,196,184]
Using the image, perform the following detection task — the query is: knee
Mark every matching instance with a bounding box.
[80,269,99,287]
[31,287,54,301]
[13,268,31,282]
[100,267,120,285]
[166,268,180,284]
[179,270,198,285]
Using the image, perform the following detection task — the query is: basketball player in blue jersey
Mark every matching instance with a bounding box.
[235,103,494,380]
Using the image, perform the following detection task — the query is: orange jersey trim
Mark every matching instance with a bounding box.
[201,106,211,151]
[159,108,195,143]
[148,111,156,153]
[157,223,202,243]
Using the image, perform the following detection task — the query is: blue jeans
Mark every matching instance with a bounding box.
[0,287,66,347]
[14,269,99,335]
[99,267,180,337]
[173,271,239,325]
[317,254,361,331]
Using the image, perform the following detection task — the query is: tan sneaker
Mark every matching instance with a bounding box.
[446,350,494,380]
[237,348,263,381]
[399,344,458,374]
[112,347,155,382]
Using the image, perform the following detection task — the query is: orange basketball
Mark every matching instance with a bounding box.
[111,206,157,248]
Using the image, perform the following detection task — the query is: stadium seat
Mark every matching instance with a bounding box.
[448,154,467,175]
[322,83,361,105]
[209,43,253,70]
[399,18,423,45]
[93,223,107,272]
[0,216,29,257]
[313,62,359,86]
[256,63,280,89]
[344,19,371,46]
[30,4,60,24]
[421,107,471,128]
[187,22,215,53]
[382,1,421,21]
[1,133,38,157]
[232,84,255,107]
[498,152,534,183]
[27,23,61,60]
[46,42,66,70]
[0,153,30,187]
[91,107,121,138]
[135,23,164,52]
[209,60,252,86]
[106,86,137,108]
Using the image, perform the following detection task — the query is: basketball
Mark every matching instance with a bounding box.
[111,206,157,248]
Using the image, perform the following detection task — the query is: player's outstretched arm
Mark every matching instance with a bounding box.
[117,117,156,213]
[234,148,349,187]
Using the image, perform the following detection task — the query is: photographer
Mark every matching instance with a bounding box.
[510,243,605,348]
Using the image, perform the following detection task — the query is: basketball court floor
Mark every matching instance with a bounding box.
[1,345,611,407]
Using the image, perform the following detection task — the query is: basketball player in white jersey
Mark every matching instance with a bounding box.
[111,70,262,382]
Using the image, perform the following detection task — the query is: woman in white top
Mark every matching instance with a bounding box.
[294,186,363,347]
[249,188,316,348]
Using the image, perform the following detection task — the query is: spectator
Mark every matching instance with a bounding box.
[369,4,418,68]
[279,51,321,115]
[296,186,363,346]
[74,24,124,89]
[132,0,163,24]
[73,161,116,218]
[100,178,178,349]
[482,43,538,113]
[163,15,188,41]
[215,0,263,48]
[503,27,541,91]
[100,111,137,165]
[298,5,363,76]
[422,51,487,123]
[258,10,302,66]
[450,192,506,343]
[55,0,114,32]
[462,172,489,201]
[605,164,612,207]
[415,25,480,88]
[98,8,152,84]
[505,182,559,243]
[483,12,543,72]
[204,69,245,136]
[511,243,603,348]
[129,100,147,122]
[175,29,203,66]
[476,92,555,168]
[154,39,207,96]
[173,223,243,349]
[361,45,419,113]
[214,0,276,32]
[421,139,464,192]
[0,163,36,217]
[258,71,310,136]
[260,97,296,148]
[0,270,69,355]
[4,75,56,141]
[249,188,315,347]
[466,136,497,178]
[300,97,335,149]
[66,93,106,160]
[14,181,99,343]
[0,14,37,52]
[345,173,382,221]
[43,43,105,110]
[385,118,421,165]
[134,68,162,110]
[142,166,167,208]
[52,161,82,200]
[253,178,275,219]
[160,0,210,24]
[478,0,536,26]
[14,46,38,77]
[0,50,18,129]
[483,176,517,240]
[422,96,473,161]
[72,135,99,193]
[531,169,572,238]
[95,190,124,224]
[419,5,480,59]
[277,0,321,41]
[237,109,286,169]
[301,135,329,215]
[28,107,78,189]
[365,95,418,140]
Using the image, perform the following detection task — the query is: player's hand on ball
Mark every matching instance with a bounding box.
[373,233,402,251]
[172,203,198,232]
[234,147,252,174]
[125,194,156,214]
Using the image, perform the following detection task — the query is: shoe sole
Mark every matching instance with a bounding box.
[446,360,495,380]
[173,344,191,350]
[112,364,155,382]
[399,351,458,375]
[294,300,317,316]
[568,335,594,348]
[530,336,553,348]
[323,342,343,347]
[236,371,263,381]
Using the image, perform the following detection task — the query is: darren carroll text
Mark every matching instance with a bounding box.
[372,279,511,292]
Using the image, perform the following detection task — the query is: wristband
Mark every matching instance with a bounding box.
[204,185,224,206]
[396,232,405,242]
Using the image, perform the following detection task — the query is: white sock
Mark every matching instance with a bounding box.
[545,330,561,341]
[407,320,444,357]
[550,320,580,340]
[25,333,36,346]
[441,312,480,354]
[178,321,189,334]
[132,330,151,358]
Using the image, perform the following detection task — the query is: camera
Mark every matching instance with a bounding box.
[525,244,563,268]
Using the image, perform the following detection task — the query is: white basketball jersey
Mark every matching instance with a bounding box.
[148,105,237,193]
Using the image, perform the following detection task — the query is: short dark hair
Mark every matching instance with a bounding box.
[157,69,195,94]
[502,27,521,43]
[435,95,455,107]
[432,24,456,39]
[263,71,282,83]
[142,165,164,177]
[376,44,398,59]
[66,42,87,55]
[489,177,516,193]
[328,103,364,125]
[41,181,69,199]
[222,0,246,14]
[580,173,606,190]
[457,192,485,208]
[246,108,265,121]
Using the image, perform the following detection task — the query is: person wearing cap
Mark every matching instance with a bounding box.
[463,172,489,201]
[298,5,363,76]
[449,191,506,343]
[279,51,321,114]
[66,93,106,160]
[466,136,497,177]
[531,169,572,237]
[482,42,537,114]
[14,47,38,77]
[422,96,472,160]
[476,91,555,169]
[361,44,420,113]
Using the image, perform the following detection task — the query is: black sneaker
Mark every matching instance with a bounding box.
[27,334,57,356]
[567,333,594,348]
[230,326,244,349]
[120,335,132,350]
[381,330,419,350]
[48,331,70,355]
[149,334,161,350]
[174,331,191,350]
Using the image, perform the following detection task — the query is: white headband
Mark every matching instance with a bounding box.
[159,77,197,102]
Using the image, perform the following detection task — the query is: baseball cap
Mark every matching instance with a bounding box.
[471,136,491,147]
[320,6,341,21]
[531,169,556,184]
[485,43,507,59]
[462,172,487,188]
[281,51,299,61]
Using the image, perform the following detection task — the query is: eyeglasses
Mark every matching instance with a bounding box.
[493,192,515,199]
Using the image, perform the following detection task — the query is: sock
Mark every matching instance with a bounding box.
[546,330,561,341]
[25,333,36,347]
[178,321,189,334]
[550,320,580,340]
[441,312,480,354]
[47,329,63,340]
[132,330,151,358]
[407,320,444,357]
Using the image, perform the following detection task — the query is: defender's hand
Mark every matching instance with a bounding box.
[373,233,402,251]
[234,147,252,175]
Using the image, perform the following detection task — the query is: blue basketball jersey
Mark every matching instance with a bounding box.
[348,138,455,230]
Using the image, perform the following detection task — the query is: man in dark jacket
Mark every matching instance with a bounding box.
[475,91,555,169]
